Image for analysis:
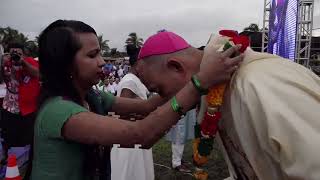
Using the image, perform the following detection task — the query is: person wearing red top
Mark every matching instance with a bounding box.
[1,43,39,180]
[18,56,40,116]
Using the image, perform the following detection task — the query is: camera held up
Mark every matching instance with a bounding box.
[10,50,21,62]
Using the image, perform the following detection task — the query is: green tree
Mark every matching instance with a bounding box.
[0,27,28,51]
[110,48,123,58]
[0,26,39,57]
[125,32,143,49]
[125,32,143,61]
[98,34,110,57]
[244,23,260,32]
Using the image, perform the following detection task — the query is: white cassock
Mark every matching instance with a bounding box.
[204,36,320,180]
[111,73,154,180]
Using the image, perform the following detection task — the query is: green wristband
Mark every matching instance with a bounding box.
[171,96,184,116]
[191,75,208,95]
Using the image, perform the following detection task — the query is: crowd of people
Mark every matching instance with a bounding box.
[93,60,130,96]
[0,18,319,180]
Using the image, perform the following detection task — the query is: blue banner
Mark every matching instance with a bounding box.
[268,0,298,60]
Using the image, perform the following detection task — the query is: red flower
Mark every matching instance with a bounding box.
[200,112,221,136]
[219,29,250,53]
[219,30,238,38]
[232,35,250,53]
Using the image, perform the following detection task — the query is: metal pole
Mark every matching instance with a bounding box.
[262,0,271,53]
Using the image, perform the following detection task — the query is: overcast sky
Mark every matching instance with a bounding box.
[1,0,319,51]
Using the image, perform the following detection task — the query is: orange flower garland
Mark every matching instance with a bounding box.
[207,84,226,107]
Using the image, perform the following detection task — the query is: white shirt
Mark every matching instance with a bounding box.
[93,84,104,92]
[112,82,118,94]
[117,68,124,77]
[106,84,115,94]
[0,83,7,98]
[112,73,154,180]
[116,73,149,99]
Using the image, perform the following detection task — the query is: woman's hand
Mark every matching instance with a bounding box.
[197,45,244,88]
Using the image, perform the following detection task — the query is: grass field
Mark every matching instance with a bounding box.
[7,138,229,180]
[152,139,229,180]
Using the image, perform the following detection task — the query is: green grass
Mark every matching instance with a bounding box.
[152,139,229,180]
[11,139,229,180]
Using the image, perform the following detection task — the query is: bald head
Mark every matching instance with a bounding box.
[134,30,205,97]
[136,47,203,97]
[141,47,203,68]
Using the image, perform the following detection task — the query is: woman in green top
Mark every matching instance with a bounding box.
[31,20,242,180]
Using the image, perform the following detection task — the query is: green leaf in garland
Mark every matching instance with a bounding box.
[223,41,233,51]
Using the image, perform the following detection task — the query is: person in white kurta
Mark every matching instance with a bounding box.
[111,73,154,180]
[204,35,320,180]
[165,109,196,172]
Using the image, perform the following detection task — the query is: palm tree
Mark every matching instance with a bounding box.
[98,34,110,57]
[244,23,260,32]
[125,32,143,49]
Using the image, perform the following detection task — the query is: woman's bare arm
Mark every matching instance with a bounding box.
[63,81,199,149]
[110,94,168,116]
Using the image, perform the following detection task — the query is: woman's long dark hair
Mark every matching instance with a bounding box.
[38,20,97,106]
